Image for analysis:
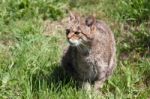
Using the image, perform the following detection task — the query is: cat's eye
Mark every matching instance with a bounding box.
[74,32,80,35]
[66,29,70,35]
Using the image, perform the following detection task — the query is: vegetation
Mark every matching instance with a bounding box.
[0,0,149,98]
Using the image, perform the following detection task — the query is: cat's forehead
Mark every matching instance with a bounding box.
[67,21,81,30]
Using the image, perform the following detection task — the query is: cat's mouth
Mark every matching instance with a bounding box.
[68,39,81,46]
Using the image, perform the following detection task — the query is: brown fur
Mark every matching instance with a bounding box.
[61,12,116,91]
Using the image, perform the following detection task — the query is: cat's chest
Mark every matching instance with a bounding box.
[77,55,94,66]
[75,55,97,80]
[76,55,95,72]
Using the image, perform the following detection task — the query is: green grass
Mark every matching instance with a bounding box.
[0,0,150,99]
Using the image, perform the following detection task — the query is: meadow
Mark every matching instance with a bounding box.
[0,0,150,99]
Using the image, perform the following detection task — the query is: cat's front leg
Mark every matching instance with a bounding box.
[94,78,106,91]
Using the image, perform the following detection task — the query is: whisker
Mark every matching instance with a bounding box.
[80,42,89,50]
[78,42,90,53]
[77,45,82,52]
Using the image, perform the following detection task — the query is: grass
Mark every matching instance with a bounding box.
[0,0,150,99]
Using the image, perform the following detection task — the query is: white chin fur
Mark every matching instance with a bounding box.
[69,39,80,46]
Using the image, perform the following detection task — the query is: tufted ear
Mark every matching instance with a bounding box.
[69,11,81,22]
[69,11,76,21]
[85,16,96,27]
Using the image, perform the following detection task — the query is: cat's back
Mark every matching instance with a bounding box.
[96,20,112,34]
[91,20,116,67]
[94,20,115,47]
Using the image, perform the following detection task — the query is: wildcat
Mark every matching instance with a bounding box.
[61,12,116,91]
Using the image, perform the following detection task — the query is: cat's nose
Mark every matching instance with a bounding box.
[67,33,74,39]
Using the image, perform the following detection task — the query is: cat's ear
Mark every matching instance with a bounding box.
[85,16,96,27]
[69,11,80,22]
[85,16,96,33]
[69,11,76,21]
[91,25,96,33]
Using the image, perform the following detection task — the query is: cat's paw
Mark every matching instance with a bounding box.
[82,82,91,91]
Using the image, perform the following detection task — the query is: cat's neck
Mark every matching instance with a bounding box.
[75,44,91,56]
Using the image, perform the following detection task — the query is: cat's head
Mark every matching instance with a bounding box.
[65,12,96,46]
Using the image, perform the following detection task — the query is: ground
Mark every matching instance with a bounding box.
[0,0,150,99]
